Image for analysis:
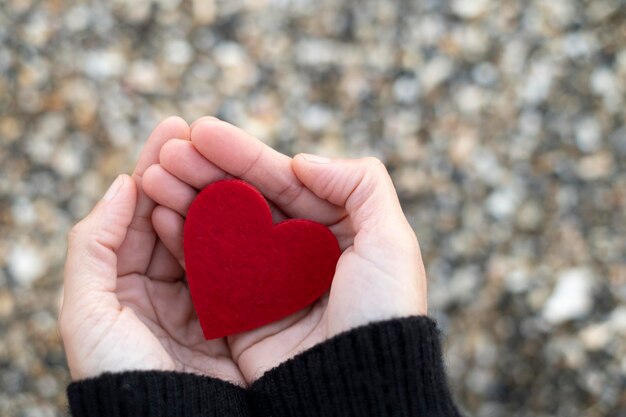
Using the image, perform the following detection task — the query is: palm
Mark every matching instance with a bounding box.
[229,238,409,381]
[228,287,330,381]
[115,273,243,382]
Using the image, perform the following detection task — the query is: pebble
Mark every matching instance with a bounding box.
[393,75,420,104]
[295,39,338,67]
[609,127,626,156]
[64,5,91,32]
[22,11,53,47]
[164,39,194,66]
[455,85,485,115]
[192,0,215,24]
[546,336,586,368]
[11,197,37,226]
[299,105,333,133]
[500,39,529,76]
[82,50,126,79]
[471,147,505,186]
[577,153,614,180]
[504,268,531,294]
[542,0,576,29]
[35,375,58,398]
[416,15,445,46]
[515,200,544,231]
[26,113,66,164]
[575,117,602,153]
[472,62,498,87]
[579,322,611,351]
[587,1,620,22]
[608,307,626,333]
[543,268,594,325]
[125,60,161,93]
[23,406,56,417]
[7,244,47,288]
[590,67,623,112]
[430,266,482,308]
[561,32,598,59]
[519,60,555,105]
[420,56,454,93]
[451,0,491,19]
[486,185,523,220]
[111,0,152,24]
[52,143,84,177]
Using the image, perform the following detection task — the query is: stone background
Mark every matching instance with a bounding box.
[1,0,625,416]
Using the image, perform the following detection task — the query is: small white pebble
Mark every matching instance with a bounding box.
[543,268,594,325]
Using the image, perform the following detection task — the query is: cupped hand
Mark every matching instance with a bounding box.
[59,117,245,385]
[143,117,428,384]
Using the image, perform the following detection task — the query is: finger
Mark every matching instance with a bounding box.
[135,117,191,174]
[144,164,197,217]
[292,155,417,250]
[190,119,345,225]
[190,115,220,131]
[63,175,136,310]
[158,141,290,223]
[152,205,185,267]
[150,195,289,272]
[160,139,230,189]
[145,240,185,282]
[152,198,289,268]
[293,155,428,320]
[117,116,190,276]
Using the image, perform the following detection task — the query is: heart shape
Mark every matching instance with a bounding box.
[184,179,341,340]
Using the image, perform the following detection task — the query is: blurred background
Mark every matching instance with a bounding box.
[1,0,625,416]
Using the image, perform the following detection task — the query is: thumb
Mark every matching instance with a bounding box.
[63,175,137,305]
[293,154,427,319]
[292,154,411,239]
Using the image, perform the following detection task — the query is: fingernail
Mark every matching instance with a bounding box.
[102,175,124,201]
[301,153,330,164]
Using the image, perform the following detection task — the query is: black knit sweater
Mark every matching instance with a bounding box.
[67,316,464,417]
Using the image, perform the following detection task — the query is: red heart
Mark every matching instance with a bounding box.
[183,179,341,340]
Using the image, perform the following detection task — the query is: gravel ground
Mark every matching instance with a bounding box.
[1,0,625,416]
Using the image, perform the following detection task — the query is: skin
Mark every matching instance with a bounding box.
[59,116,427,386]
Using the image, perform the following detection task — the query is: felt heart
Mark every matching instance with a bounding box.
[184,179,341,340]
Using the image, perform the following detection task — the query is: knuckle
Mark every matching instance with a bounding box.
[160,139,184,163]
[315,169,337,201]
[360,158,389,186]
[361,157,388,179]
[273,179,303,208]
[68,218,99,253]
[143,163,160,178]
[68,221,86,245]
[141,165,160,193]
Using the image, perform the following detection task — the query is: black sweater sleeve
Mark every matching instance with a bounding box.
[250,316,463,417]
[67,371,250,417]
[67,316,463,417]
